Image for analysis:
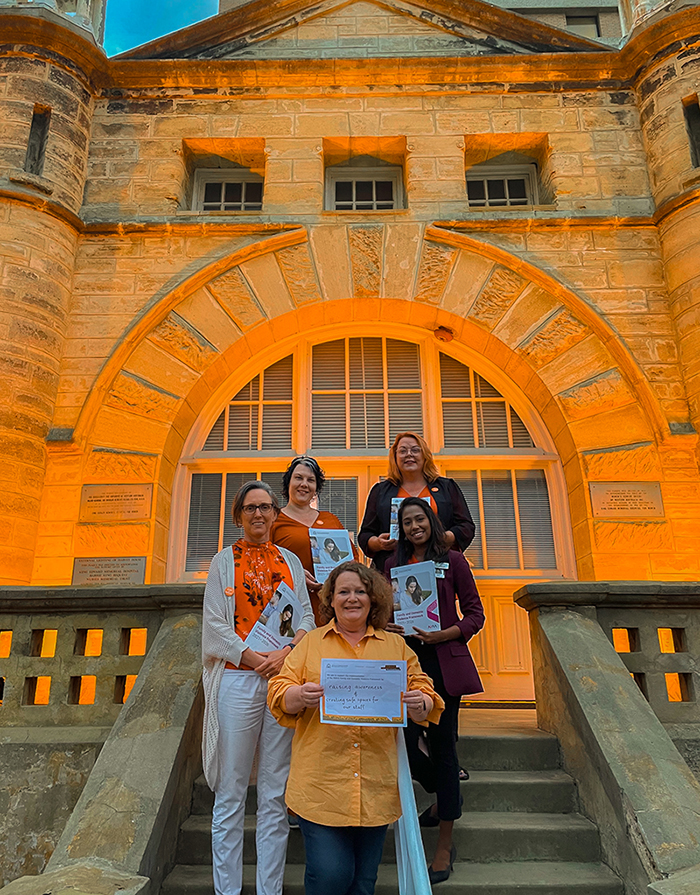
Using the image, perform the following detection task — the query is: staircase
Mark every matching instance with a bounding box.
[162,726,623,895]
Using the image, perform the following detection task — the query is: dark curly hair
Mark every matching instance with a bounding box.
[317,561,393,630]
[282,456,326,502]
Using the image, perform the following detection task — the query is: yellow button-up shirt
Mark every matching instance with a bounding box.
[267,620,444,827]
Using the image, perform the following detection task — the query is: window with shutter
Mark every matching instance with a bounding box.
[440,354,534,450]
[179,336,564,580]
[312,337,423,450]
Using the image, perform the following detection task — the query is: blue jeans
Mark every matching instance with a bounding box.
[297,816,388,895]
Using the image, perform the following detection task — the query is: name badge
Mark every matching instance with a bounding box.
[436,569,446,578]
[435,563,449,569]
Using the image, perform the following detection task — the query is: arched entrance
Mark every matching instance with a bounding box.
[170,323,576,701]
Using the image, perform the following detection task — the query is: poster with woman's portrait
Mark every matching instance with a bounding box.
[245,581,305,651]
[390,560,440,633]
[309,528,354,583]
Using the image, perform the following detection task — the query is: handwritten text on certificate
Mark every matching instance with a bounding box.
[320,658,407,727]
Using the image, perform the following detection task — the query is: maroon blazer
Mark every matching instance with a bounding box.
[385,550,485,698]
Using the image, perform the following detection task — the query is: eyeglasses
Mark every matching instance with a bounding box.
[241,503,275,516]
[397,447,422,457]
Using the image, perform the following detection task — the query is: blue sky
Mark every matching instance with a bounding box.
[104,0,218,56]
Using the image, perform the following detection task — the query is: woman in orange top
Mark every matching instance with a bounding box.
[268,561,443,895]
[271,456,356,622]
[202,481,314,895]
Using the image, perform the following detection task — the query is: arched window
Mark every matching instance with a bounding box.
[175,336,568,580]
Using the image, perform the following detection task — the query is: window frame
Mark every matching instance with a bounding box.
[169,330,575,583]
[324,165,404,212]
[192,168,264,213]
[565,13,601,38]
[466,163,539,209]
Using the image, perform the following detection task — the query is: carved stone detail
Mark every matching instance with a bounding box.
[558,369,635,421]
[207,268,266,329]
[594,520,673,552]
[518,309,589,368]
[74,523,151,555]
[147,312,218,373]
[413,242,457,304]
[106,371,180,422]
[469,266,527,329]
[349,225,383,298]
[583,442,661,481]
[276,244,323,305]
[86,449,158,483]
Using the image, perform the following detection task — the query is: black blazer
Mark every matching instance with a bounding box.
[358,476,475,572]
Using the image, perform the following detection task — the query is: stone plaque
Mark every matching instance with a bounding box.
[590,482,664,518]
[72,557,147,586]
[79,484,153,522]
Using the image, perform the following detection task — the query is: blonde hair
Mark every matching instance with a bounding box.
[386,431,439,485]
[318,561,393,629]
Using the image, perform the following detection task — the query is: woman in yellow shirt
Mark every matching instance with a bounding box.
[268,561,443,895]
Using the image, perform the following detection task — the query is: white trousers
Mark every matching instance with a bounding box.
[212,671,293,895]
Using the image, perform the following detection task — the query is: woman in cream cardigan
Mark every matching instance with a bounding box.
[202,480,315,895]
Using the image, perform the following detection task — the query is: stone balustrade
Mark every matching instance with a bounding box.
[515,581,700,895]
[0,586,203,728]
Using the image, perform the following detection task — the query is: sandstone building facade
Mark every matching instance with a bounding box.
[1,0,699,702]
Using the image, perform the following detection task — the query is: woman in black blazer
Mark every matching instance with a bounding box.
[358,431,475,573]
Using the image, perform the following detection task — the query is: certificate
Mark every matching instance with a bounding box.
[320,658,407,727]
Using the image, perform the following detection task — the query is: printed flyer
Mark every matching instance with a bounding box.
[309,528,354,582]
[244,581,304,651]
[390,560,440,634]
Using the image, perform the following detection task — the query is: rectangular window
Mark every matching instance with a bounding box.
[565,14,600,38]
[466,165,538,209]
[684,99,700,168]
[25,105,51,176]
[326,167,402,211]
[193,170,264,212]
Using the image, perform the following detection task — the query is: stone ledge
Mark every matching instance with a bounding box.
[8,169,53,196]
[515,580,700,611]
[0,584,204,612]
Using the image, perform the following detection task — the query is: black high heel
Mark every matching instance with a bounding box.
[428,845,456,885]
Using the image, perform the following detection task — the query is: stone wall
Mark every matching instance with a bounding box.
[0,735,102,887]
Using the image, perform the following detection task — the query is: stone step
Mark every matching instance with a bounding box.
[162,860,623,895]
[190,728,563,818]
[177,811,600,865]
[191,769,576,818]
[458,732,560,771]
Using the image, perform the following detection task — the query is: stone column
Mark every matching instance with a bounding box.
[635,19,700,438]
[0,19,96,582]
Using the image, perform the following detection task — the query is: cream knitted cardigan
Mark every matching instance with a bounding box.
[201,543,314,791]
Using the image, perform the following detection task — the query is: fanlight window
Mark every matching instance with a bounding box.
[185,338,560,576]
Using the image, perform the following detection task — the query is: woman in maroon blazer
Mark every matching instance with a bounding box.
[385,497,484,885]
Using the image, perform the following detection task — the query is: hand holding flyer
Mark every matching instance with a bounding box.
[390,560,440,634]
[244,581,303,652]
[309,528,354,583]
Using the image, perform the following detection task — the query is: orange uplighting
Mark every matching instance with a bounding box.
[34,676,51,705]
[40,630,57,658]
[127,628,148,656]
[0,631,11,658]
[122,674,138,703]
[612,628,632,652]
[78,675,97,705]
[666,673,684,702]
[84,629,103,657]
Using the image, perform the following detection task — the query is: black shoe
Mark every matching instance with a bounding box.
[458,767,469,781]
[428,845,456,885]
[418,804,440,827]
